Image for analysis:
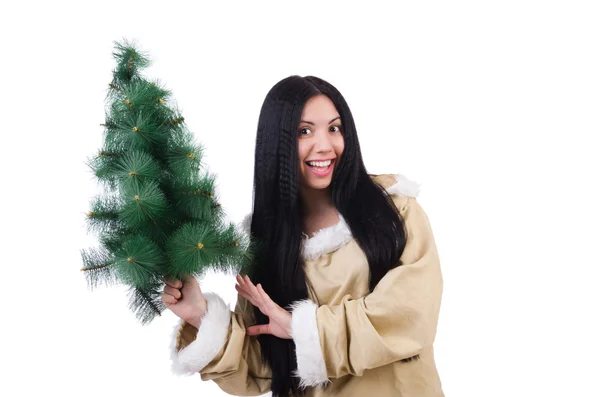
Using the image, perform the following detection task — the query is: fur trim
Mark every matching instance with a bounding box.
[169,292,231,375]
[238,173,419,260]
[289,299,330,389]
[301,214,353,261]
[386,173,421,198]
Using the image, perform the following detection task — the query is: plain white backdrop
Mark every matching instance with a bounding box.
[1,1,598,396]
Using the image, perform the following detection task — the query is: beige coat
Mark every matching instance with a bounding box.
[170,173,444,396]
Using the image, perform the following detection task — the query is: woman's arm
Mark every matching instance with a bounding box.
[170,292,272,396]
[290,196,443,387]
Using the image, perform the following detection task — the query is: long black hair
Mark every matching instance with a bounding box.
[248,75,407,397]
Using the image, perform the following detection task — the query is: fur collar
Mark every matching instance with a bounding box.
[239,173,420,261]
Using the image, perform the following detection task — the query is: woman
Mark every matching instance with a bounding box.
[163,76,444,397]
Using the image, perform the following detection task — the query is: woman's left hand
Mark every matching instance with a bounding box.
[235,275,292,340]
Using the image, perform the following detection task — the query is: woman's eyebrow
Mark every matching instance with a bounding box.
[300,116,341,125]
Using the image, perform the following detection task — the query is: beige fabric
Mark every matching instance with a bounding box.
[174,293,272,396]
[172,174,444,396]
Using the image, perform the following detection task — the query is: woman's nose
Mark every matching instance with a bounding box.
[314,129,334,152]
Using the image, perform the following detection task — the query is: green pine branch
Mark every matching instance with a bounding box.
[80,247,118,290]
[85,195,121,234]
[127,283,166,325]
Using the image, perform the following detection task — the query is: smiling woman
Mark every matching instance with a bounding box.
[164,75,444,397]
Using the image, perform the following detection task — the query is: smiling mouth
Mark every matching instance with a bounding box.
[305,159,334,168]
[304,159,335,176]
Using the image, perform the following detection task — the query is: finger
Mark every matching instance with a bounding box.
[164,277,182,289]
[166,278,182,289]
[236,284,270,318]
[235,284,259,307]
[257,284,275,309]
[246,324,271,336]
[236,275,249,293]
[163,286,182,299]
[236,276,250,295]
[250,281,271,313]
[237,274,250,288]
[235,278,248,293]
[236,274,245,286]
[257,284,289,330]
[238,275,260,304]
[161,293,177,305]
[235,283,251,300]
[239,276,269,314]
[244,276,264,305]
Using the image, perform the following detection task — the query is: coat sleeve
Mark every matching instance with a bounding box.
[289,196,443,388]
[170,291,272,396]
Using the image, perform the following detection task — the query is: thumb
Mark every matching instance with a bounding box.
[246,324,271,336]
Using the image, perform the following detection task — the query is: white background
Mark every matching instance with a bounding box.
[1,1,599,396]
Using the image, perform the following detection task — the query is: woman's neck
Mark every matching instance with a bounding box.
[299,186,339,237]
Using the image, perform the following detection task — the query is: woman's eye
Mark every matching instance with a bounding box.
[299,127,311,136]
[330,125,342,133]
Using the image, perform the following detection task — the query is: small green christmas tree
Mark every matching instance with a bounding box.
[81,39,252,324]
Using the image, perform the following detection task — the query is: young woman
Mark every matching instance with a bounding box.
[163,76,444,397]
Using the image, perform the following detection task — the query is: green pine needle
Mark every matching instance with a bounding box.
[212,223,252,270]
[80,247,118,290]
[127,283,166,325]
[86,149,122,190]
[98,224,132,252]
[166,221,247,280]
[166,130,204,180]
[86,195,122,234]
[119,180,168,229]
[171,174,217,220]
[114,150,161,190]
[114,235,164,289]
[108,109,170,153]
[119,79,172,111]
[112,38,151,84]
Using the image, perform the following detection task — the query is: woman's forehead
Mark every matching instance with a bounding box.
[301,96,340,123]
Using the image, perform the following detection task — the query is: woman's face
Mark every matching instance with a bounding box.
[297,95,345,191]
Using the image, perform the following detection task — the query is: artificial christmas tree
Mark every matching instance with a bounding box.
[81,39,252,324]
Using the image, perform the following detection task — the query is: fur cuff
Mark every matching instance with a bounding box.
[169,292,231,375]
[290,299,330,389]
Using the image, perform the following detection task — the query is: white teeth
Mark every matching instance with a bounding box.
[308,160,332,168]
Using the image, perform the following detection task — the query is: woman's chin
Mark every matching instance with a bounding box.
[301,177,332,191]
[301,164,335,190]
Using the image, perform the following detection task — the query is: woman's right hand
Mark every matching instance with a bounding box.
[162,276,207,329]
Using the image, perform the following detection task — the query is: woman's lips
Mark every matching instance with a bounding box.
[306,159,334,177]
